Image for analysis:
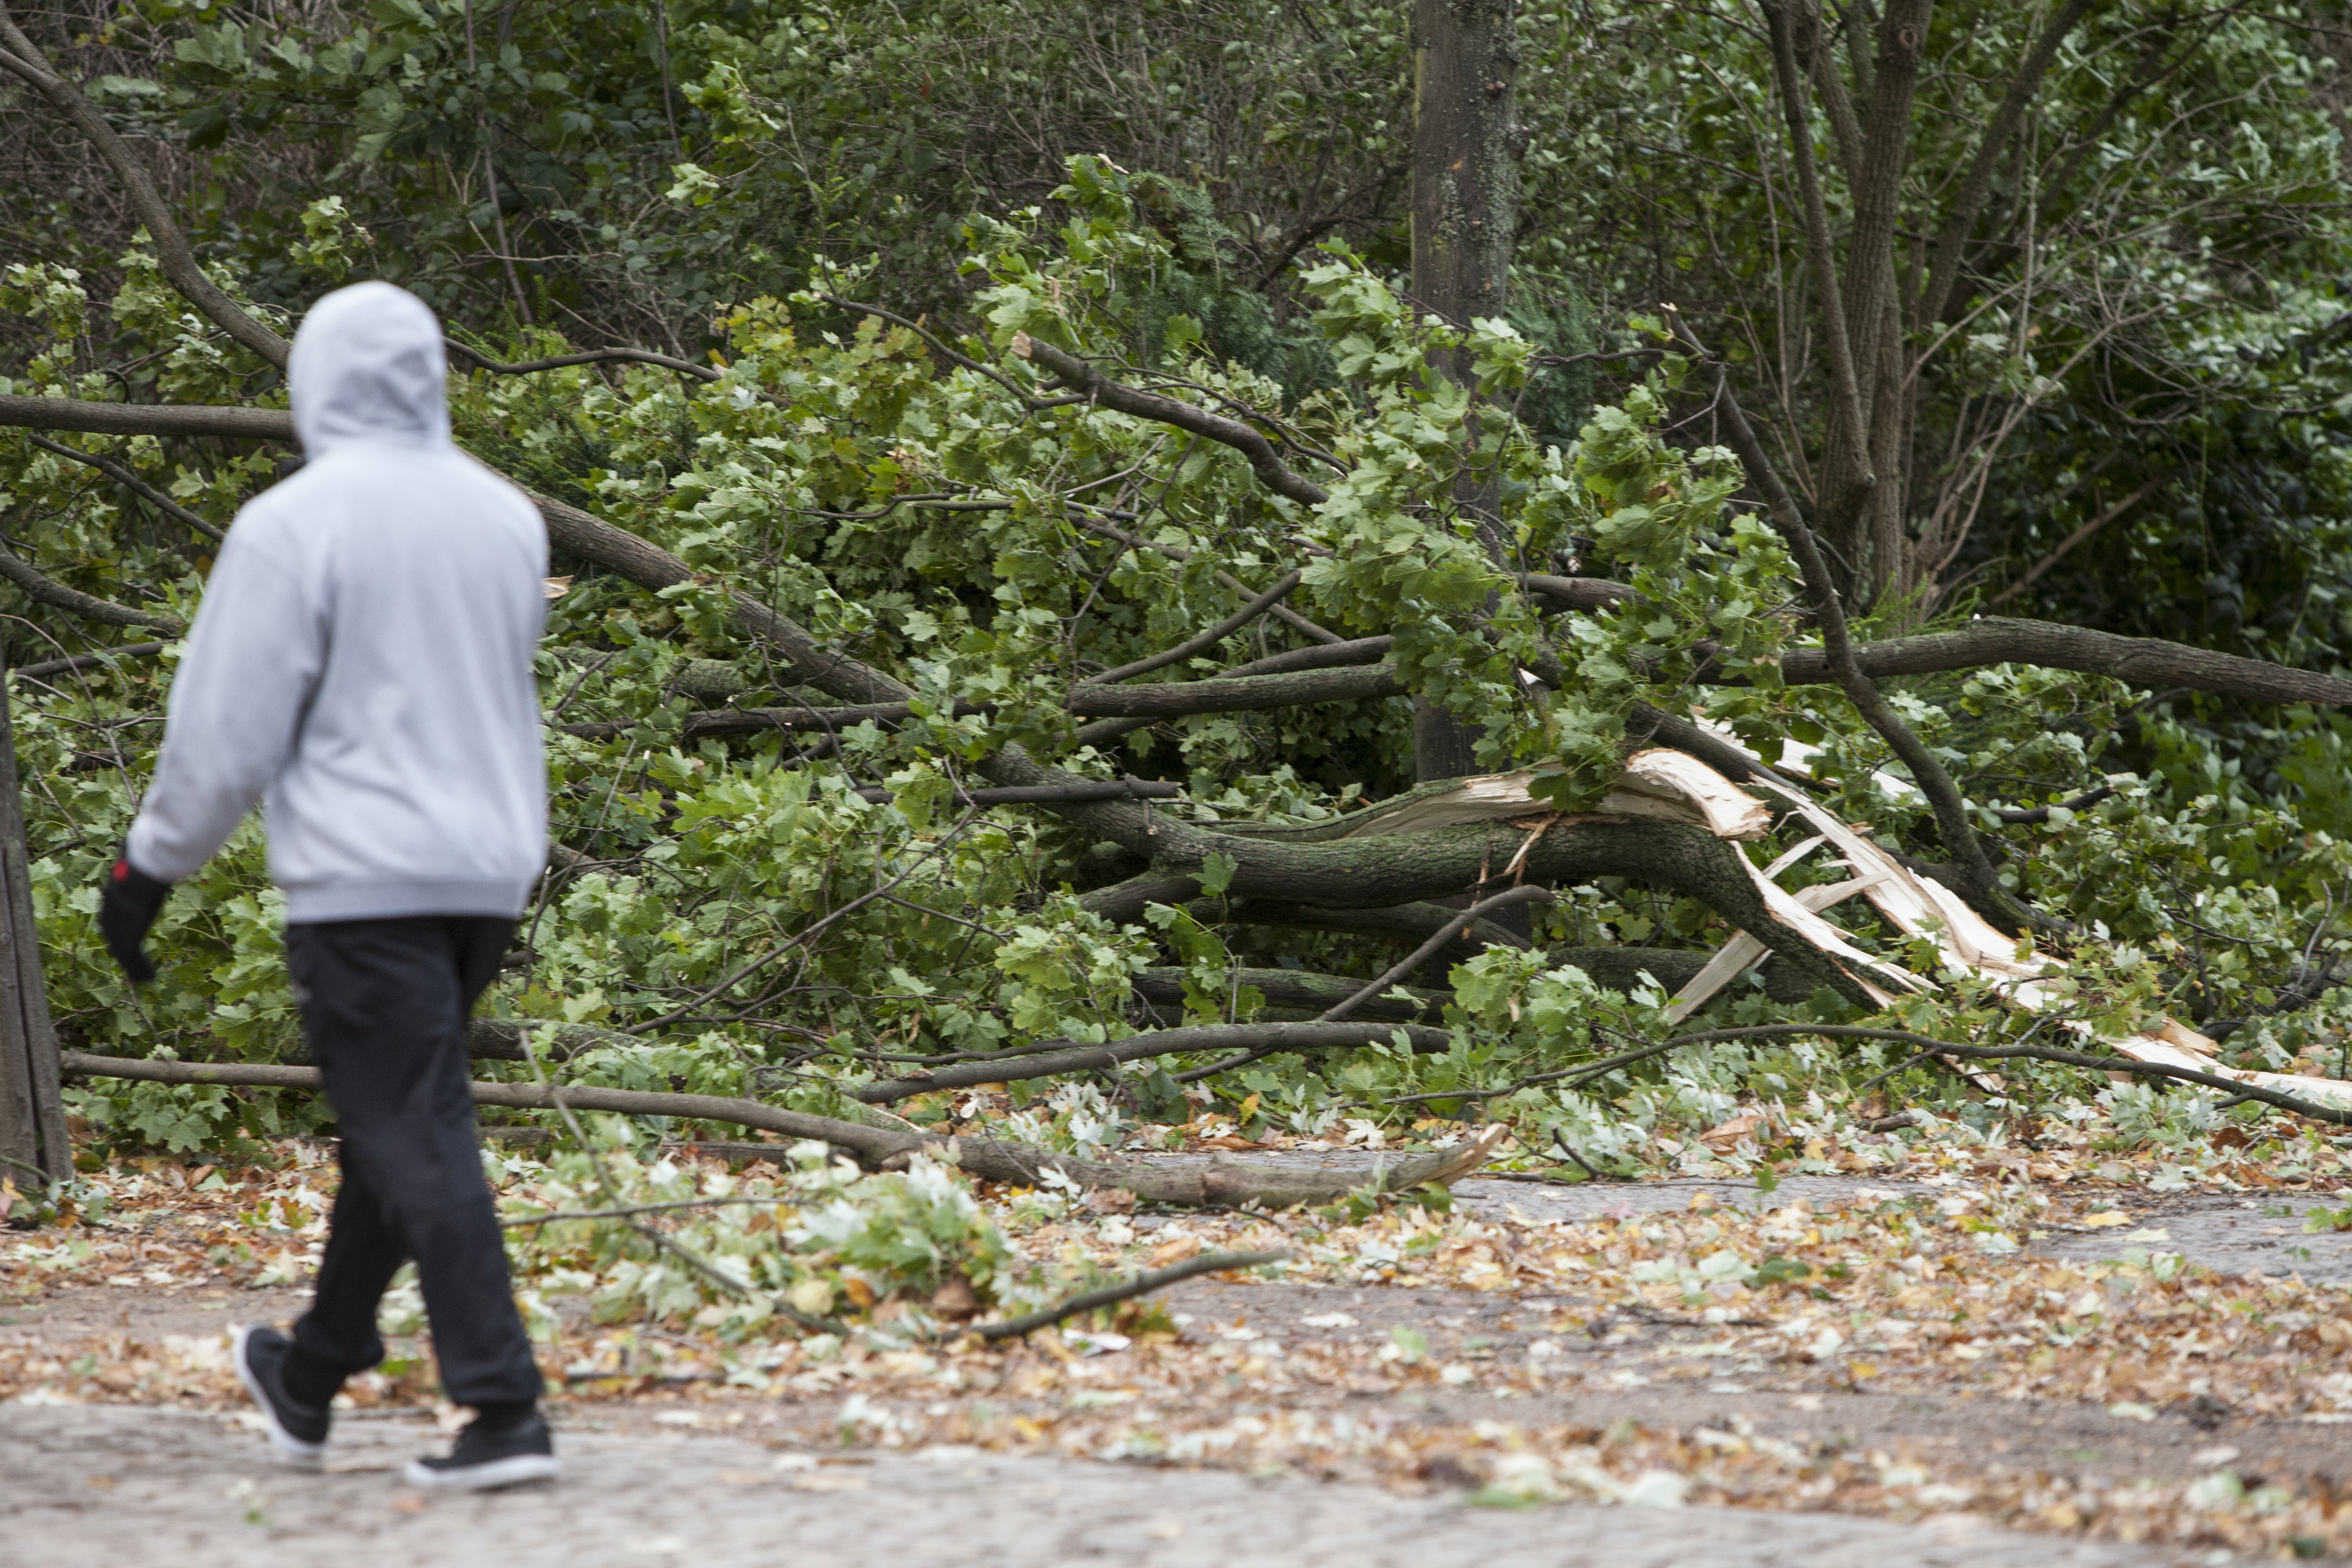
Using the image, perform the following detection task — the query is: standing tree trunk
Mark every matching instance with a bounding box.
[1410,0,1522,782]
[0,654,68,1185]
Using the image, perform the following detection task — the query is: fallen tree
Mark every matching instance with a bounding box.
[8,20,2352,1183]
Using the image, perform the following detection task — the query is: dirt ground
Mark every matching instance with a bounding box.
[12,1156,2352,1563]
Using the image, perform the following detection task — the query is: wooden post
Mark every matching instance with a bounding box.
[0,651,69,1184]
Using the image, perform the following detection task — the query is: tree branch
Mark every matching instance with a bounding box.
[1083,567,1305,685]
[855,1020,1454,1104]
[0,394,293,443]
[1776,616,2352,707]
[1763,0,1874,473]
[9,640,166,682]
[56,1051,1498,1206]
[971,1250,1293,1340]
[1320,885,1554,1022]
[1014,336,1329,507]
[0,540,184,633]
[1064,511,1343,645]
[1517,574,1640,612]
[1221,898,1533,956]
[446,341,719,383]
[1669,309,2019,926]
[1841,0,1932,402]
[22,434,225,542]
[1661,1025,2352,1127]
[1130,966,1449,1021]
[1066,662,1403,717]
[1917,0,2098,331]
[0,10,291,371]
[12,397,2334,715]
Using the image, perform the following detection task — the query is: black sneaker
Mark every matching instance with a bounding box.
[231,1324,329,1470]
[402,1408,560,1492]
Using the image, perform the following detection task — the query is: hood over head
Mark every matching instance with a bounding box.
[288,282,451,456]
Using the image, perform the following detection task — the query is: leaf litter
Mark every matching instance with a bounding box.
[11,1102,2352,1558]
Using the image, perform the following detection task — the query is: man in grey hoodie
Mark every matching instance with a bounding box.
[96,280,558,1491]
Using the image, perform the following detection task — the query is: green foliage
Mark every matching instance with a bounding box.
[502,1134,1010,1332]
[12,0,2352,1182]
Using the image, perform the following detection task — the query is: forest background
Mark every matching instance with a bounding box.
[10,0,2352,1356]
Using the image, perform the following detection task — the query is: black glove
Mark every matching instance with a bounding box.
[97,852,170,983]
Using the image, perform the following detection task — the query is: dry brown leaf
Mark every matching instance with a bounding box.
[1700,1114,1763,1149]
[1146,1233,1203,1268]
[929,1273,979,1322]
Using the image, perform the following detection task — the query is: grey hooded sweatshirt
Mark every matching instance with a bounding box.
[126,281,549,922]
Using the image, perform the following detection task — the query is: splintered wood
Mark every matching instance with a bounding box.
[1616,748,2352,1113]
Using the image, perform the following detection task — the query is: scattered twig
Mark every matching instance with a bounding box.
[1992,785,2117,825]
[499,1194,787,1228]
[965,1249,1292,1341]
[445,341,719,383]
[1552,1129,1605,1182]
[9,641,167,681]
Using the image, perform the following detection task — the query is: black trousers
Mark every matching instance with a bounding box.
[283,916,542,1407]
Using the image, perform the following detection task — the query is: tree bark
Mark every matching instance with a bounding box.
[1776,617,2352,707]
[1411,0,1522,784]
[1130,966,1449,1021]
[856,1020,1455,1104]
[0,650,69,1183]
[1411,0,1522,347]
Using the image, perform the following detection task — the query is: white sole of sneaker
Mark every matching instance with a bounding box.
[400,1453,561,1492]
[229,1323,326,1472]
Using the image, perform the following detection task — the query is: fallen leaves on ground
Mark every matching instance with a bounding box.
[8,1121,2352,1558]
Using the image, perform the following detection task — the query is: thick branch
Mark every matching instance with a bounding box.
[1763,0,1873,469]
[856,1020,1453,1104]
[1673,313,2013,922]
[1777,617,2352,708]
[57,1051,1494,1205]
[557,701,980,743]
[1131,966,1448,1021]
[850,781,1180,808]
[1041,768,1878,1005]
[0,541,183,633]
[1841,0,1932,397]
[1518,575,1640,613]
[1218,636,1394,677]
[1222,898,1533,958]
[10,641,166,682]
[1800,0,1867,174]
[0,394,294,443]
[1066,663,1402,718]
